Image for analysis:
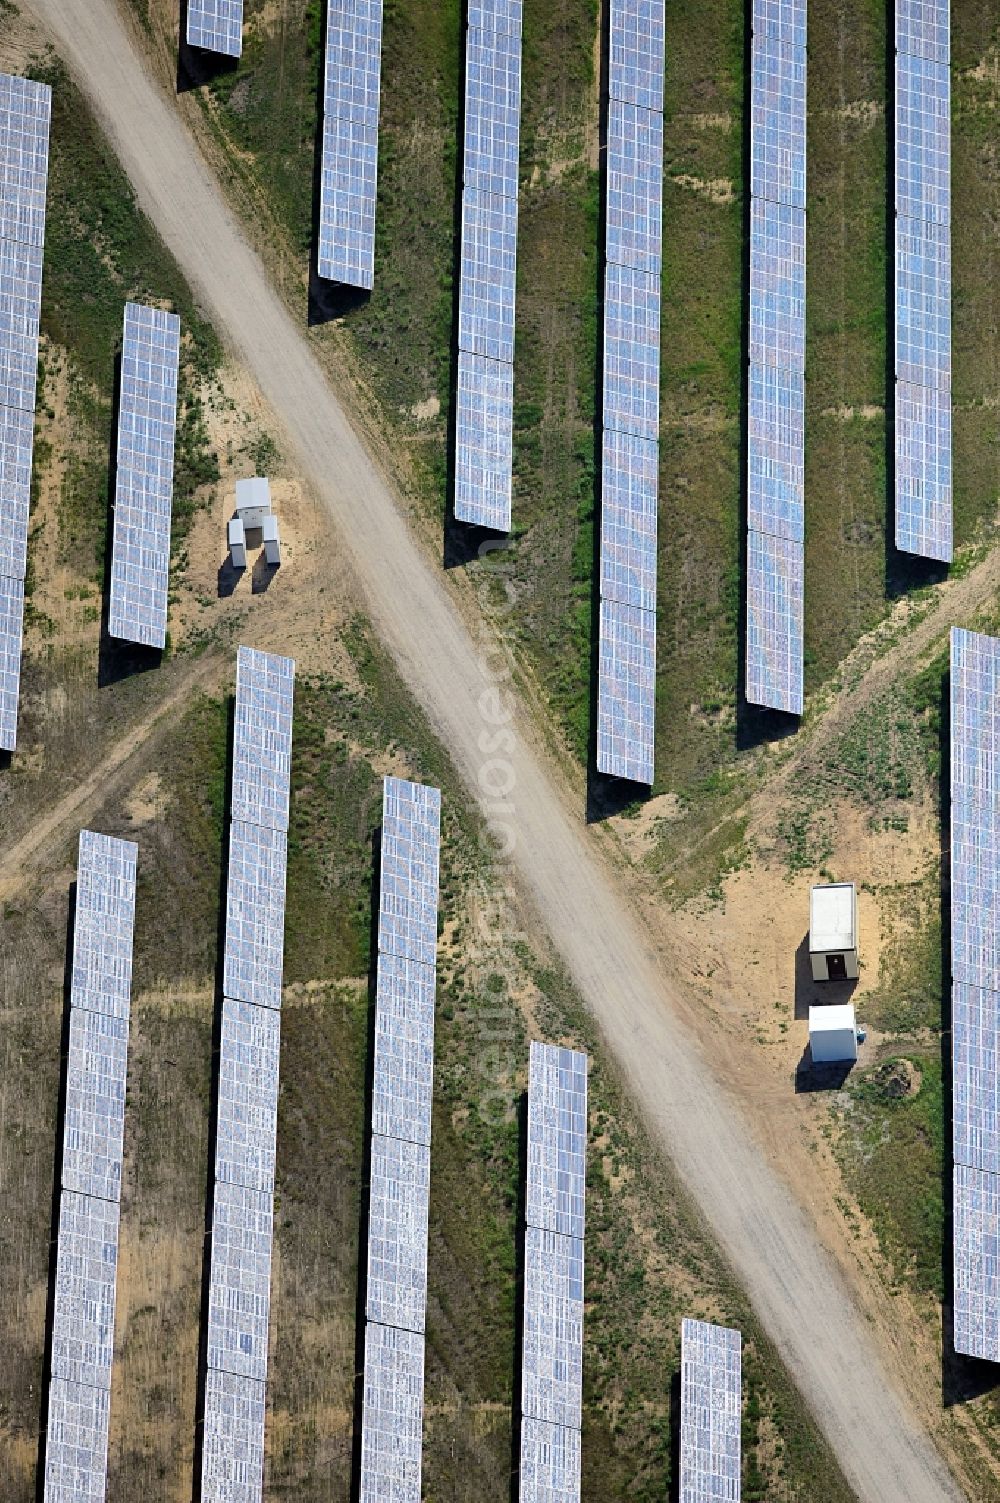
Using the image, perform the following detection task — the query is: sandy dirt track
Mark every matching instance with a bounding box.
[23,3,967,1498]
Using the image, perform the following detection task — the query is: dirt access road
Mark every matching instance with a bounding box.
[26,3,965,1499]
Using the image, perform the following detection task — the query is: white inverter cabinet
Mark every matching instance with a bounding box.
[809,882,859,982]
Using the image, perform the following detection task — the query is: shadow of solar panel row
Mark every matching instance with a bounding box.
[749,31,806,208]
[366,1133,432,1334]
[319,0,383,288]
[108,303,180,649]
[954,1163,1000,1362]
[187,0,243,57]
[43,1377,111,1503]
[360,1322,425,1503]
[680,1318,742,1503]
[746,529,803,715]
[51,1190,120,1393]
[596,597,655,784]
[378,776,442,969]
[201,1368,266,1503]
[522,1225,584,1430]
[63,1008,128,1205]
[609,0,665,113]
[454,350,514,529]
[748,363,804,542]
[71,831,139,1021]
[215,997,280,1194]
[897,0,949,63]
[232,645,295,833]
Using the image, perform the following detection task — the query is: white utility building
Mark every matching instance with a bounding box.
[229,476,282,569]
[809,1003,858,1064]
[235,476,272,529]
[809,882,859,982]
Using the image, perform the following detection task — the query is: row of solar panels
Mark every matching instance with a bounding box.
[950,628,1000,1362]
[745,0,806,717]
[453,1,524,531]
[187,0,245,58]
[360,775,441,1503]
[203,646,295,1503]
[679,1318,742,1503]
[595,0,666,786]
[318,0,385,289]
[894,0,952,563]
[0,71,52,751]
[44,831,138,1503]
[519,1041,587,1502]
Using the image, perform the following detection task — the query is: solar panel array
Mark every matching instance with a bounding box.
[0,72,51,750]
[187,0,244,57]
[107,302,181,650]
[360,775,441,1503]
[679,1318,742,1503]
[745,0,806,716]
[318,0,384,288]
[453,0,523,530]
[519,1041,588,1503]
[951,628,1000,1360]
[596,0,664,783]
[203,647,295,1503]
[894,0,952,561]
[44,830,137,1503]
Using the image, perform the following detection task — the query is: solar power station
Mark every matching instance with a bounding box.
[187,0,244,57]
[745,0,806,716]
[318,0,385,289]
[595,0,664,785]
[0,72,52,750]
[108,302,181,650]
[360,775,441,1503]
[453,0,524,531]
[43,830,138,1503]
[679,1318,742,1503]
[519,1041,588,1503]
[951,627,1000,1361]
[203,646,295,1502]
[894,0,951,562]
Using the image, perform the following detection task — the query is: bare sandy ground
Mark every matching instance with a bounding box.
[21,2,967,1498]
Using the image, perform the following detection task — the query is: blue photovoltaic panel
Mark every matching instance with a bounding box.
[62,1008,129,1205]
[752,0,806,49]
[954,1163,1000,1362]
[0,72,52,249]
[318,113,379,290]
[324,0,383,129]
[895,215,950,390]
[231,646,295,834]
[453,349,513,531]
[521,1226,584,1431]
[463,29,522,202]
[201,1368,266,1503]
[603,262,661,442]
[207,1181,274,1382]
[0,572,24,752]
[596,596,655,785]
[187,0,243,56]
[600,429,658,612]
[680,1318,742,1503]
[748,199,805,372]
[359,1322,425,1503]
[51,1191,120,1393]
[372,951,436,1147]
[608,0,665,115]
[216,998,280,1195]
[366,1133,431,1335]
[379,776,442,970]
[750,32,807,208]
[0,233,43,407]
[952,983,1000,1176]
[951,790,1000,994]
[0,401,35,579]
[605,99,663,278]
[951,628,1000,812]
[458,188,518,365]
[519,1416,582,1503]
[468,0,522,32]
[43,1377,111,1503]
[895,53,950,227]
[108,503,172,650]
[223,820,288,1011]
[895,380,951,561]
[526,1041,588,1241]
[71,831,138,1022]
[746,529,803,715]
[747,363,804,543]
[897,0,949,64]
